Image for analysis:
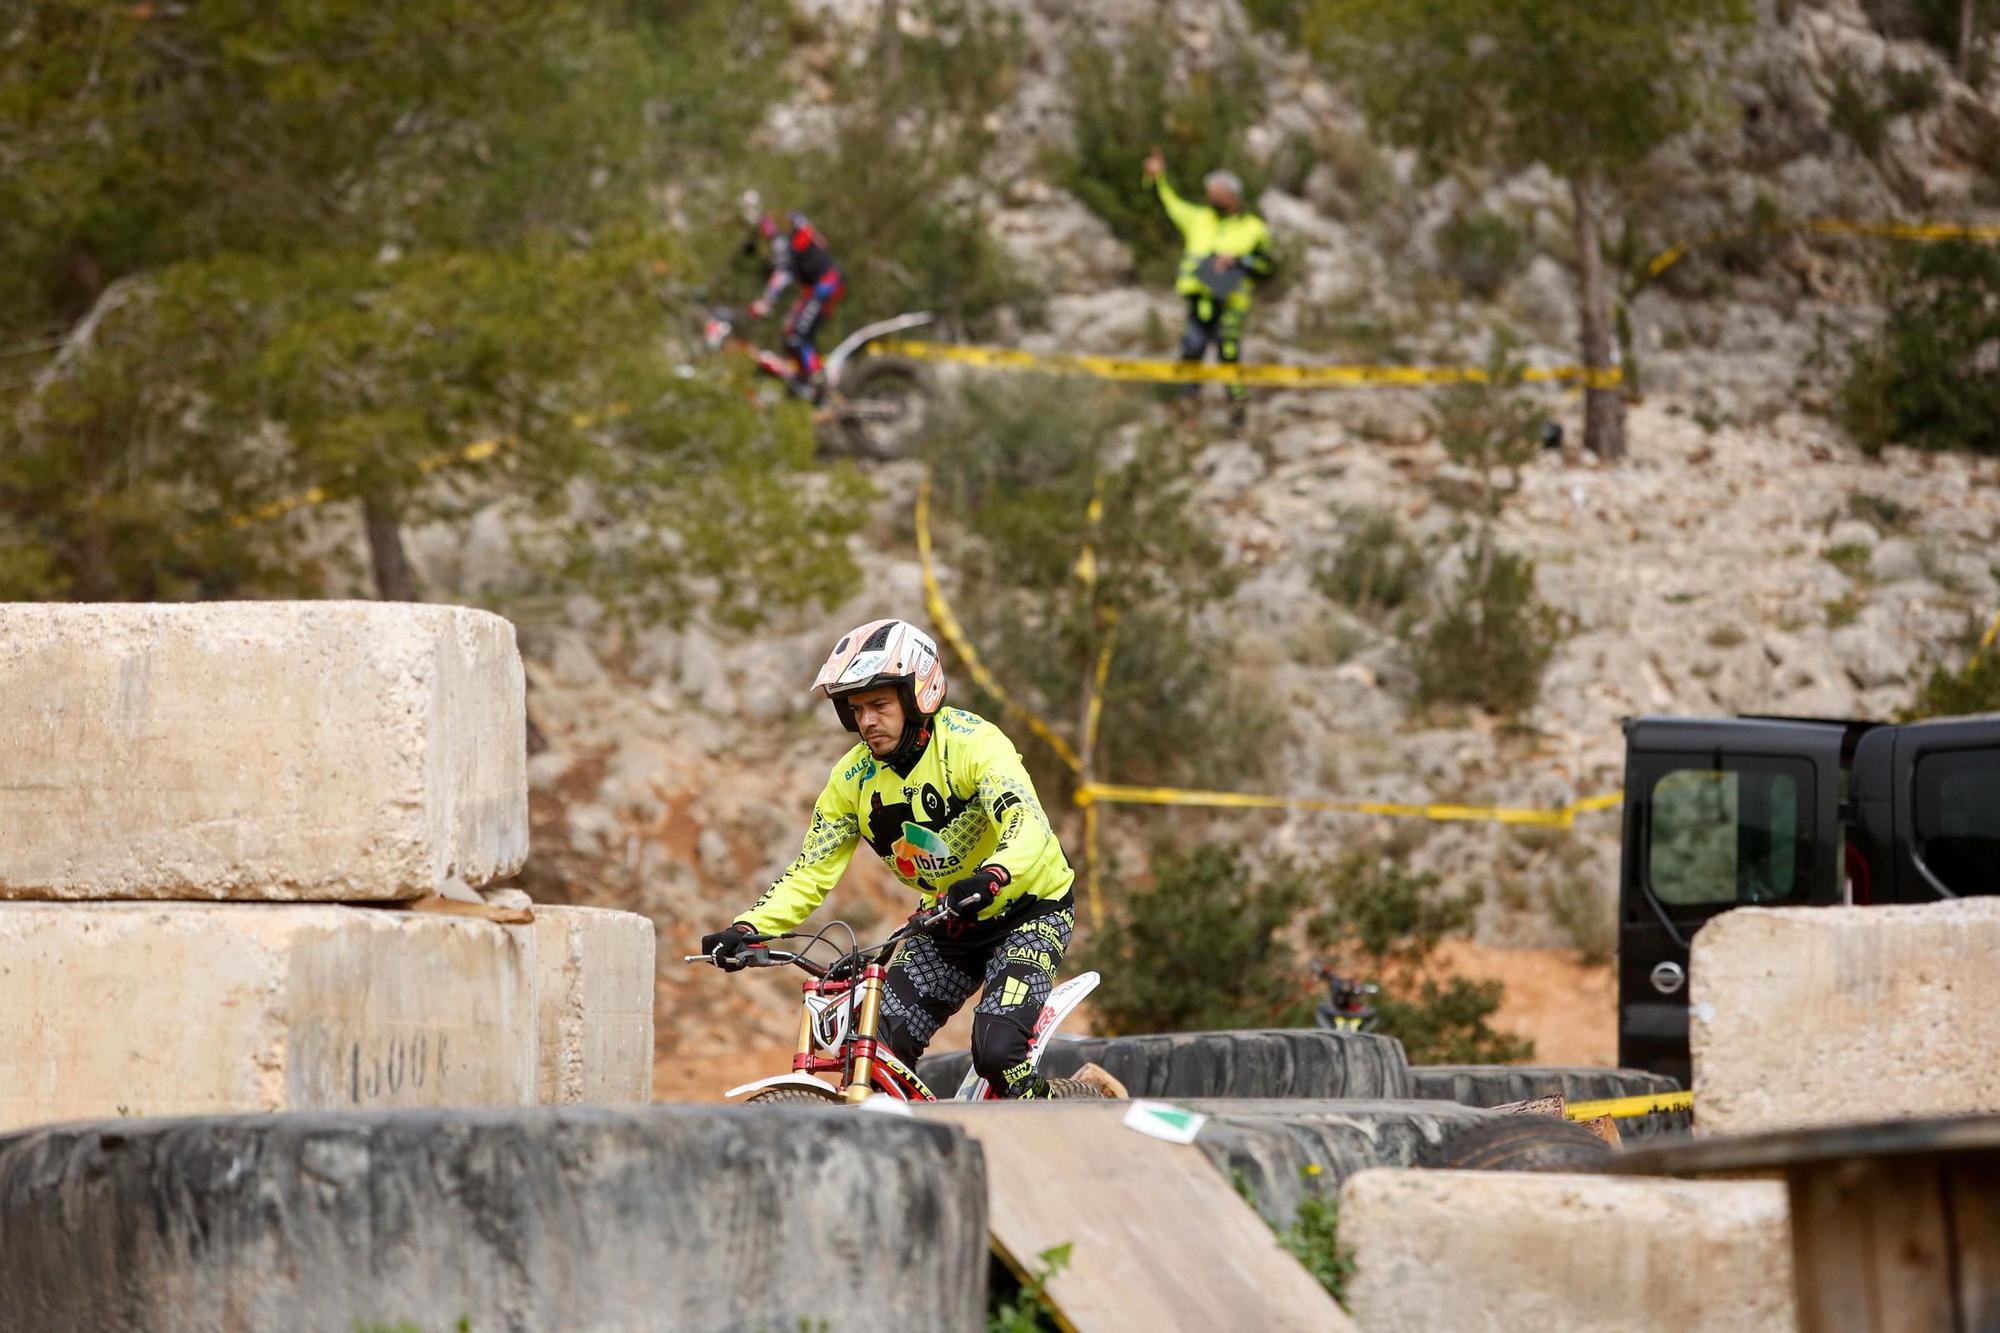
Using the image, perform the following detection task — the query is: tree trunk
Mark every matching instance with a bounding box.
[1570,176,1627,461]
[362,493,421,602]
[878,0,902,86]
[1961,0,1976,79]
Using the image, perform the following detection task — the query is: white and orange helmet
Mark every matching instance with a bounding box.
[811,618,948,732]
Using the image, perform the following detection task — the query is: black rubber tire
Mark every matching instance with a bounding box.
[1418,1115,1616,1172]
[746,1087,841,1105]
[837,356,931,459]
[1043,1077,1104,1100]
[1409,1065,1681,1108]
[917,1029,1412,1102]
[0,1106,986,1332]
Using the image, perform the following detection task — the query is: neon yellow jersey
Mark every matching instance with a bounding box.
[736,708,1075,934]
[1146,173,1275,308]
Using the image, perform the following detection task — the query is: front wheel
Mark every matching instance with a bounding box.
[745,1087,841,1106]
[835,355,932,459]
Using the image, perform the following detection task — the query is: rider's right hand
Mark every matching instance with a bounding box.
[701,922,760,971]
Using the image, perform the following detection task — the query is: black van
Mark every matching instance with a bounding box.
[1617,713,2000,1088]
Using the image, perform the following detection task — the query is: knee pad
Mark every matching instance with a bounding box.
[970,1012,1032,1089]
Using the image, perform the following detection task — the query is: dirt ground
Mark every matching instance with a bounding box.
[652,944,1617,1101]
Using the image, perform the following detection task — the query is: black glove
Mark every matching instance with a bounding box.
[701,922,760,970]
[944,866,1008,919]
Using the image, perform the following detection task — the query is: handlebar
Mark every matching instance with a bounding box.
[682,903,960,976]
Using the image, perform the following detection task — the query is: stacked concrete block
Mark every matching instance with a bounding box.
[0,601,527,900]
[1341,1168,1795,1332]
[0,601,654,1129]
[1692,899,2000,1134]
[531,904,657,1104]
[0,902,536,1132]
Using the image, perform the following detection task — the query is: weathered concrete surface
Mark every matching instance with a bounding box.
[532,905,655,1104]
[0,903,534,1132]
[1181,1098,1495,1226]
[918,1102,1355,1332]
[917,1028,1412,1100]
[0,1106,988,1332]
[1343,1169,1795,1332]
[1692,899,2000,1134]
[0,602,527,900]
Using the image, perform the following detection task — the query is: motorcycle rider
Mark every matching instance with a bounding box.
[742,194,846,405]
[1142,146,1275,432]
[700,618,1077,1099]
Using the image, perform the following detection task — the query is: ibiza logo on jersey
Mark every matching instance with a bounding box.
[891,821,952,880]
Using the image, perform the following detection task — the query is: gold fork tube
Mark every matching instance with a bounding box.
[844,971,887,1103]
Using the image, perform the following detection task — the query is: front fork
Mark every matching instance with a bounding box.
[843,963,889,1104]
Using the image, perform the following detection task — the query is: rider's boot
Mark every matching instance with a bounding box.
[788,370,829,406]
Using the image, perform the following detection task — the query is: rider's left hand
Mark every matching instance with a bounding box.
[748,297,770,319]
[944,866,1008,919]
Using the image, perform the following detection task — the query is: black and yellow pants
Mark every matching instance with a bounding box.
[1179,294,1249,401]
[879,893,1074,1097]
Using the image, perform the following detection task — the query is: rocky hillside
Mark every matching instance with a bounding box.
[416,0,2000,1087]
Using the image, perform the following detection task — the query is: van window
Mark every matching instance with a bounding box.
[1648,765,1808,906]
[1913,748,2000,896]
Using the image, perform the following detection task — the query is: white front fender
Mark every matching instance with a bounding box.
[724,1072,841,1101]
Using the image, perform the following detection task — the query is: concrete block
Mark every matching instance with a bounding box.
[1692,899,2000,1134]
[0,601,527,900]
[1342,1168,1794,1332]
[531,905,656,1104]
[0,1106,989,1332]
[0,903,534,1132]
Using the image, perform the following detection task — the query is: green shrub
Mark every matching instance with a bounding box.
[1541,876,1614,967]
[1314,508,1427,619]
[1314,853,1535,1065]
[1237,1171,1354,1307]
[1053,24,1267,285]
[1902,642,2000,719]
[1827,66,1935,155]
[1412,543,1561,716]
[987,1243,1071,1332]
[1840,240,2000,456]
[1078,844,1320,1034]
[1436,209,1531,300]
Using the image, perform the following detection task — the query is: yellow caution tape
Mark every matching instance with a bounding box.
[1644,217,2000,282]
[915,474,1083,774]
[1566,1090,1695,1121]
[871,339,1623,391]
[1074,782,1622,829]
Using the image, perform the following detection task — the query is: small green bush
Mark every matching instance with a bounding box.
[1412,543,1561,716]
[1541,877,1614,967]
[1902,643,2000,719]
[1314,508,1427,619]
[1840,240,2000,456]
[1236,1171,1355,1307]
[1827,66,1935,155]
[987,1243,1071,1332]
[1078,844,1319,1034]
[1314,853,1535,1065]
[1435,209,1531,300]
[1053,24,1267,285]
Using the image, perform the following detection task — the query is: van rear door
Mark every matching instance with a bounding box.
[1617,718,1848,1086]
[1852,716,2000,901]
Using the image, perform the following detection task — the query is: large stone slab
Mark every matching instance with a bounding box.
[531,904,656,1104]
[0,903,535,1132]
[1342,1168,1795,1332]
[0,1105,988,1332]
[917,1102,1354,1332]
[0,601,527,900]
[1692,899,2000,1134]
